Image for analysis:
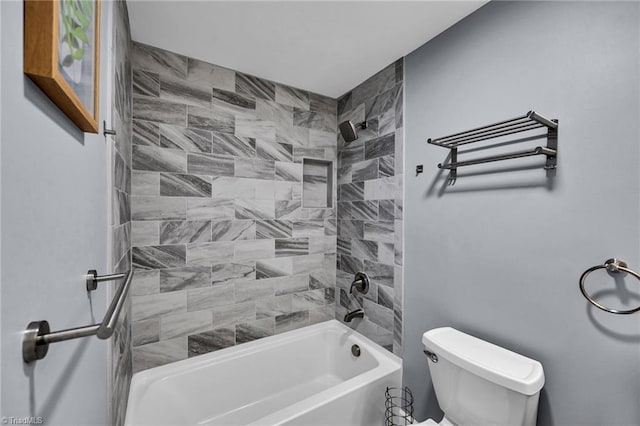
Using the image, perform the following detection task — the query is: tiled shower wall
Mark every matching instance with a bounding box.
[129,42,338,371]
[335,60,404,356]
[110,1,133,425]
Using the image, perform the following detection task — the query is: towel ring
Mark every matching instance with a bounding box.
[579,258,640,315]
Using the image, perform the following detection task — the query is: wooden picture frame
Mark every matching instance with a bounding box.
[24,0,101,133]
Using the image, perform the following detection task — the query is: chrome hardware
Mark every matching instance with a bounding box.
[103,120,116,136]
[427,110,558,184]
[350,272,370,295]
[351,344,361,357]
[424,350,438,363]
[86,269,126,291]
[344,309,364,323]
[23,270,134,363]
[416,165,423,176]
[579,259,640,315]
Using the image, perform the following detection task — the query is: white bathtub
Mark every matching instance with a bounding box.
[124,320,402,426]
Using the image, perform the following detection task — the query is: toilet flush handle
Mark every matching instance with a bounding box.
[423,350,438,363]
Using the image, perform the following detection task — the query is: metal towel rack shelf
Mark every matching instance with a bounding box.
[426,110,558,183]
[22,269,134,363]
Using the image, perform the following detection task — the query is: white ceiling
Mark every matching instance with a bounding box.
[128,1,487,98]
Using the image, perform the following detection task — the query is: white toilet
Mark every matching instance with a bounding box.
[416,327,545,426]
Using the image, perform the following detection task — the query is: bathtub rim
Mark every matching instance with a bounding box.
[125,319,402,425]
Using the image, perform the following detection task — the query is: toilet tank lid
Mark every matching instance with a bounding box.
[422,327,545,396]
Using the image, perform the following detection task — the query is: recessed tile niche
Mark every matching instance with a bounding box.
[302,158,333,208]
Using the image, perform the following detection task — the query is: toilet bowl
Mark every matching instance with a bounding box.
[415,327,545,426]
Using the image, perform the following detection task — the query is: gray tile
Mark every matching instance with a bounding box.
[276,200,305,220]
[211,219,255,241]
[187,58,235,91]
[132,171,159,196]
[352,201,378,221]
[339,182,364,202]
[337,237,351,256]
[363,299,394,331]
[275,85,309,110]
[339,143,364,167]
[187,198,235,220]
[236,318,275,344]
[338,220,364,240]
[293,148,324,163]
[309,93,336,115]
[256,295,292,319]
[292,220,325,237]
[256,141,293,162]
[160,310,212,340]
[256,257,293,279]
[187,105,235,134]
[131,270,160,297]
[235,199,275,220]
[236,73,275,100]
[292,289,325,311]
[160,76,211,108]
[293,110,334,132]
[235,117,276,142]
[275,238,309,257]
[275,310,309,334]
[133,120,160,146]
[211,262,256,285]
[133,337,187,372]
[133,70,159,97]
[188,328,234,357]
[352,62,396,105]
[187,284,235,311]
[186,241,234,266]
[132,196,186,221]
[132,245,186,269]
[337,92,352,117]
[234,239,275,261]
[133,145,186,173]
[132,319,159,346]
[378,200,395,222]
[187,153,235,176]
[352,159,379,182]
[160,124,212,153]
[132,292,187,322]
[352,239,378,261]
[132,221,159,247]
[160,220,211,244]
[212,88,256,116]
[363,221,394,243]
[378,242,395,265]
[234,158,275,180]
[310,269,335,290]
[235,280,275,303]
[365,133,395,160]
[211,133,256,157]
[256,220,292,239]
[378,285,394,309]
[160,173,211,197]
[133,96,187,126]
[160,266,211,292]
[338,254,363,275]
[364,177,395,200]
[133,42,188,78]
[364,259,394,287]
[275,162,302,182]
[212,302,256,328]
[212,177,257,199]
[337,202,352,220]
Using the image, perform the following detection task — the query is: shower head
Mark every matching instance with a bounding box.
[339,120,367,143]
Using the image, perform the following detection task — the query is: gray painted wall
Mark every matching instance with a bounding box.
[404,2,639,425]
[1,1,112,424]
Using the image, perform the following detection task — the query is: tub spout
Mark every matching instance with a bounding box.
[344,309,364,323]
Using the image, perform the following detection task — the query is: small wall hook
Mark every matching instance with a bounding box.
[103,120,116,137]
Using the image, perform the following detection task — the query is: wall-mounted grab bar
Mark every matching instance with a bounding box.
[22,269,134,363]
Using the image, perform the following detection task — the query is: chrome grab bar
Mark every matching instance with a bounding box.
[23,269,134,363]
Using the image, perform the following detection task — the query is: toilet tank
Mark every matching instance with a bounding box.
[422,327,545,426]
